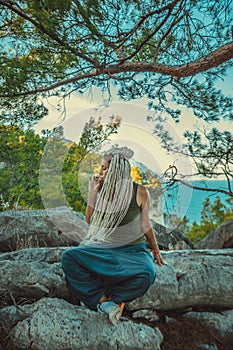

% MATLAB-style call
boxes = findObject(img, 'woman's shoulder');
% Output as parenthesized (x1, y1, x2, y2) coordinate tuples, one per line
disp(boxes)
(134, 183, 149, 207)
(134, 182, 148, 194)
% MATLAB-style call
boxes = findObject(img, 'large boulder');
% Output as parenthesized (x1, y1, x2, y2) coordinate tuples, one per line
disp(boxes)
(195, 220, 233, 249)
(0, 207, 86, 252)
(152, 220, 193, 250)
(0, 298, 163, 350)
(1, 210, 231, 350)
(1, 247, 232, 311)
(128, 249, 233, 311)
(0, 209, 193, 252)
(1, 248, 232, 350)
(0, 247, 68, 300)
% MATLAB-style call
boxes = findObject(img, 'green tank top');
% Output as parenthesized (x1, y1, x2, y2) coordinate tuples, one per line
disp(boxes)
(107, 182, 145, 245)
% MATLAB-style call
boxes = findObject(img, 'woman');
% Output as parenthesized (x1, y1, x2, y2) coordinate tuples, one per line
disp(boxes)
(62, 147, 165, 325)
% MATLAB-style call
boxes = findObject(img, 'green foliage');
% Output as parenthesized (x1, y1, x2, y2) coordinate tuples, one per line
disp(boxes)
(28, 0, 72, 14)
(184, 196, 233, 244)
(62, 115, 121, 213)
(152, 123, 233, 191)
(39, 135, 68, 208)
(0, 0, 232, 190)
(183, 128, 233, 179)
(0, 115, 121, 212)
(0, 96, 48, 129)
(0, 0, 232, 125)
(0, 124, 46, 209)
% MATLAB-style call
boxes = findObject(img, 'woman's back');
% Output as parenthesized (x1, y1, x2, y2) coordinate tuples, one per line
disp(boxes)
(106, 182, 145, 245)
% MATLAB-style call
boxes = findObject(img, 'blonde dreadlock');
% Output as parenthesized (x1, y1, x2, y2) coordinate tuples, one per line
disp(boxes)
(83, 149, 133, 244)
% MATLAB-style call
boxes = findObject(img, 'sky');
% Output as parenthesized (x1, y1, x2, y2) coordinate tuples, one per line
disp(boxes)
(35, 94, 186, 170)
(34, 80, 232, 182)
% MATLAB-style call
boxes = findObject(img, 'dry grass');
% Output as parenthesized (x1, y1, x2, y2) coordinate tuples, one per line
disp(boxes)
(125, 311, 233, 350)
(0, 323, 18, 350)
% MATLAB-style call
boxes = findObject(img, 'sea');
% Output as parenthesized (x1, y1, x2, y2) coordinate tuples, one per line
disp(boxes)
(162, 180, 233, 225)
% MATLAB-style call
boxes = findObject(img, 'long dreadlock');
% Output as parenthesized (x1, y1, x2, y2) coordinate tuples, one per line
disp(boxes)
(83, 150, 133, 244)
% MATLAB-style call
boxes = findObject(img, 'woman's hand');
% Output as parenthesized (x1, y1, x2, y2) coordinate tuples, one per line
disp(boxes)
(86, 175, 103, 224)
(87, 176, 102, 209)
(152, 250, 166, 266)
(89, 175, 103, 193)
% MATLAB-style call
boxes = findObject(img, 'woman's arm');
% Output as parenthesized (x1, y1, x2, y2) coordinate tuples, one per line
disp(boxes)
(85, 176, 102, 224)
(86, 205, 94, 224)
(137, 185, 166, 266)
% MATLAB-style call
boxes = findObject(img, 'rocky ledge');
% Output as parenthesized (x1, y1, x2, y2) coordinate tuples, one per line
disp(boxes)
(0, 247, 232, 350)
(0, 207, 193, 252)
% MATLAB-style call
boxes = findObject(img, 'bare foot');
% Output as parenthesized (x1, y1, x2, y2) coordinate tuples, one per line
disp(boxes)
(98, 294, 109, 304)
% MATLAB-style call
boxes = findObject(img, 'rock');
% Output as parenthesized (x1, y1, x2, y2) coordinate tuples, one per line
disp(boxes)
(0, 209, 193, 252)
(151, 220, 194, 250)
(0, 260, 68, 299)
(165, 316, 175, 324)
(184, 309, 233, 336)
(0, 248, 68, 300)
(0, 246, 66, 263)
(199, 344, 218, 350)
(1, 248, 233, 312)
(0, 298, 163, 350)
(0, 259, 69, 300)
(127, 249, 233, 311)
(195, 220, 233, 249)
(142, 313, 159, 322)
(0, 207, 87, 252)
(210, 346, 218, 350)
(132, 309, 159, 322)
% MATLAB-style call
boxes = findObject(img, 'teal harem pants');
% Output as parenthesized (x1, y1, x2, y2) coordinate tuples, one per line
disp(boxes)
(61, 242, 156, 310)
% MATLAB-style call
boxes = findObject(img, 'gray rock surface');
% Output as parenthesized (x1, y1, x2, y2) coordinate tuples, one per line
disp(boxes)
(0, 207, 86, 252)
(184, 309, 233, 336)
(0, 259, 69, 299)
(197, 344, 218, 350)
(1, 210, 232, 350)
(0, 246, 66, 263)
(195, 220, 233, 249)
(1, 247, 233, 311)
(0, 298, 163, 350)
(0, 209, 193, 252)
(132, 309, 159, 322)
(152, 220, 194, 250)
(127, 249, 233, 311)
